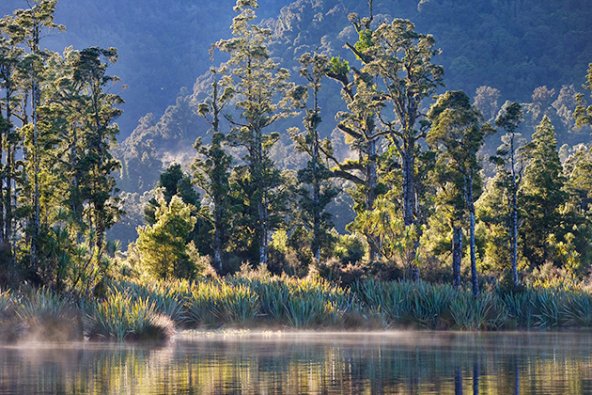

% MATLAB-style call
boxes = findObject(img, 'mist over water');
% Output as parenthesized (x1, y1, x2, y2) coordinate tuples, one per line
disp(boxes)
(0, 331, 591, 394)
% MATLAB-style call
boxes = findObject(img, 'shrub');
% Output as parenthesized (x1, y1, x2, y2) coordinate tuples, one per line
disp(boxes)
(333, 234, 366, 265)
(248, 279, 289, 321)
(412, 283, 456, 329)
(284, 277, 349, 328)
(500, 291, 535, 328)
(531, 289, 565, 328)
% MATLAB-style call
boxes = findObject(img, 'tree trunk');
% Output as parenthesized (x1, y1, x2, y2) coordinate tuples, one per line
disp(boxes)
(256, 129, 268, 267)
(455, 367, 463, 395)
(467, 174, 479, 297)
(213, 204, 223, 272)
(312, 139, 321, 263)
(367, 138, 379, 261)
(403, 144, 420, 280)
(0, 95, 5, 246)
(30, 24, 41, 269)
(510, 133, 519, 287)
(4, 81, 12, 253)
(31, 77, 41, 268)
(452, 225, 463, 288)
(259, 198, 268, 266)
(402, 147, 416, 227)
(403, 146, 419, 281)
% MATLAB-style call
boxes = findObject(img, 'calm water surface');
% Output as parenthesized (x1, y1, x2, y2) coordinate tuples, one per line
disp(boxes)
(0, 331, 591, 394)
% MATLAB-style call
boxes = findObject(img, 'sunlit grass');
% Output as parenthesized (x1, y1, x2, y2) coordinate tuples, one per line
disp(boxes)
(84, 289, 174, 342)
(4, 274, 592, 343)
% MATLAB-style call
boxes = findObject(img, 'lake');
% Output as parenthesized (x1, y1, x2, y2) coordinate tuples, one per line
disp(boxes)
(0, 331, 591, 394)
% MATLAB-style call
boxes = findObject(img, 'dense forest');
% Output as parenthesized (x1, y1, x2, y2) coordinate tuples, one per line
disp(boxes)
(0, 0, 591, 341)
(112, 0, 592, 243)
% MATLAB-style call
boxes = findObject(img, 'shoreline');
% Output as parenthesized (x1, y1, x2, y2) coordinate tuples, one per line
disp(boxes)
(3, 276, 592, 343)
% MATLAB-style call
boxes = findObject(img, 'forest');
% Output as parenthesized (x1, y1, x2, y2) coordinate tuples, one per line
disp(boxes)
(0, 0, 591, 342)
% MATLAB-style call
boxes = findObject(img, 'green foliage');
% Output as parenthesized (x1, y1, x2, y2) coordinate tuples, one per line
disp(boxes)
(15, 287, 81, 341)
(333, 233, 367, 265)
(187, 281, 259, 326)
(575, 64, 592, 128)
(519, 117, 566, 268)
(136, 194, 199, 280)
(85, 289, 173, 341)
(216, 0, 296, 266)
(450, 293, 507, 330)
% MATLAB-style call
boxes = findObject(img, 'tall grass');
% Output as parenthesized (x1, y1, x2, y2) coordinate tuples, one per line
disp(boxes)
(85, 290, 173, 342)
(3, 276, 592, 344)
(188, 281, 259, 326)
(284, 278, 347, 328)
(114, 280, 189, 325)
(15, 288, 81, 341)
(0, 289, 13, 317)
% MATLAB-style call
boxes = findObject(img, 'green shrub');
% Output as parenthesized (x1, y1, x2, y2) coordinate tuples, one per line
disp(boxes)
(333, 234, 367, 265)
(500, 291, 535, 328)
(248, 279, 289, 321)
(116, 280, 189, 325)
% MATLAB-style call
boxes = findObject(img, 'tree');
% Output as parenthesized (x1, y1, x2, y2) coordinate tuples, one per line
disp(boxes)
(560, 144, 592, 274)
(137, 193, 198, 280)
(325, 57, 385, 262)
(493, 101, 525, 286)
(519, 116, 566, 269)
(5, 0, 64, 268)
(575, 64, 592, 128)
(145, 164, 211, 255)
(289, 52, 337, 262)
(0, 30, 23, 258)
(349, 12, 444, 276)
(216, 0, 295, 266)
(193, 68, 234, 272)
(68, 47, 122, 276)
(427, 91, 487, 296)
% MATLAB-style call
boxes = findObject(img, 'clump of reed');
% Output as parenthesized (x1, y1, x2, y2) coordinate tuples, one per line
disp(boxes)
(0, 289, 13, 317)
(283, 277, 350, 328)
(15, 287, 81, 341)
(187, 280, 259, 327)
(113, 280, 190, 325)
(84, 289, 174, 342)
(4, 274, 592, 344)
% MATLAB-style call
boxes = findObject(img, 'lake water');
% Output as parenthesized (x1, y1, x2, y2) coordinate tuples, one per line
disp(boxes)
(0, 331, 591, 394)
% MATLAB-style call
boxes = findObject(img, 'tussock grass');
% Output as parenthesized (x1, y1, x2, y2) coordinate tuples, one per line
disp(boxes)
(15, 288, 81, 341)
(4, 275, 592, 343)
(84, 289, 174, 342)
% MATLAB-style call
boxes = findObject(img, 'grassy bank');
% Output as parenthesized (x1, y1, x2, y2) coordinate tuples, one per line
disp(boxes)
(2, 272, 592, 342)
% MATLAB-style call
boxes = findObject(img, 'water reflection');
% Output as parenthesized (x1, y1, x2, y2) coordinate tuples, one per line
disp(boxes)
(0, 331, 591, 394)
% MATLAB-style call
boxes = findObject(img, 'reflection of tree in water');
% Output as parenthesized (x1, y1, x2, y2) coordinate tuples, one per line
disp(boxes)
(0, 333, 591, 394)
